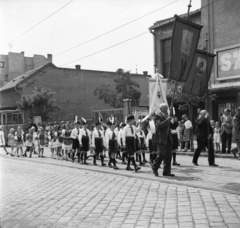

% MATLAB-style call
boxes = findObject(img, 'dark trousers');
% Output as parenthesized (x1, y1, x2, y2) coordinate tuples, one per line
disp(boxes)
(193, 139, 215, 165)
(152, 139, 172, 174)
(221, 131, 232, 153)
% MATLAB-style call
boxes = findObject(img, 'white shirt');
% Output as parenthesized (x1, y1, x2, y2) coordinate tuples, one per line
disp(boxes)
(92, 129, 105, 147)
(0, 130, 5, 145)
(71, 128, 80, 139)
(145, 131, 153, 147)
(105, 130, 118, 149)
(79, 128, 91, 145)
(122, 124, 136, 146)
(184, 120, 193, 129)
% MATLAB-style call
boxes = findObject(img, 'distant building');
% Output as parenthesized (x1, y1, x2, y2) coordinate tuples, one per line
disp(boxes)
(149, 0, 240, 120)
(0, 63, 149, 122)
(0, 52, 52, 87)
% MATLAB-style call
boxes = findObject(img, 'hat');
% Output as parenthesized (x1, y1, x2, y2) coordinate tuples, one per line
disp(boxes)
(127, 115, 135, 122)
(106, 121, 112, 126)
(95, 122, 101, 126)
(224, 108, 230, 112)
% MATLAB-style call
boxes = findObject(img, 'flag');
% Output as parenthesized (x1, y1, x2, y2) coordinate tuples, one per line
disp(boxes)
(99, 111, 103, 122)
(74, 115, 78, 123)
(170, 16, 202, 82)
(142, 74, 169, 122)
(182, 49, 215, 97)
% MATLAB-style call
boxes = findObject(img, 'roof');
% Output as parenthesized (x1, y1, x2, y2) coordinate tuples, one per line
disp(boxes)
(0, 63, 55, 92)
(149, 9, 201, 30)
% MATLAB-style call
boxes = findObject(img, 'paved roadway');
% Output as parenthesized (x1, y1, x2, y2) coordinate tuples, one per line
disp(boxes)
(0, 148, 240, 228)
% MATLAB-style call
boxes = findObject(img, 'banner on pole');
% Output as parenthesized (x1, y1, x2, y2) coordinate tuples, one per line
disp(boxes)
(169, 16, 202, 82)
(143, 74, 168, 122)
(182, 49, 215, 97)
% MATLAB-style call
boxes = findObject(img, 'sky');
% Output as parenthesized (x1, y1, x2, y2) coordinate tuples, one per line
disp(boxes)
(0, 0, 201, 75)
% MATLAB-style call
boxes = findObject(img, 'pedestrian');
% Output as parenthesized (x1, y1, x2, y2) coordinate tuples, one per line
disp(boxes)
(24, 128, 34, 158)
(33, 128, 40, 156)
(220, 109, 233, 154)
(146, 126, 156, 165)
(0, 125, 9, 155)
(79, 118, 91, 164)
(38, 128, 45, 157)
(92, 122, 106, 166)
(71, 121, 81, 163)
(151, 103, 175, 177)
(122, 115, 140, 172)
(136, 124, 147, 166)
(231, 107, 240, 159)
(62, 124, 72, 161)
(182, 114, 193, 152)
(15, 126, 24, 157)
(192, 110, 218, 166)
(8, 128, 16, 156)
(170, 117, 180, 166)
(105, 122, 119, 169)
(48, 127, 56, 158)
(118, 123, 127, 164)
(177, 121, 184, 150)
(213, 122, 221, 153)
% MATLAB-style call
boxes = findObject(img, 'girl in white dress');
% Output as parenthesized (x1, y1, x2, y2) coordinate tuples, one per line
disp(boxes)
(214, 121, 221, 153)
(0, 126, 8, 155)
(8, 128, 16, 156)
(15, 126, 24, 157)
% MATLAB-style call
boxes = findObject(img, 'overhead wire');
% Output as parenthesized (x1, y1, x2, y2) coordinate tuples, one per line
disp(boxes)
(9, 0, 74, 44)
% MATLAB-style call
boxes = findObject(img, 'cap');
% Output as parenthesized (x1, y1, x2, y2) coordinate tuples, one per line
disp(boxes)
(127, 115, 135, 122)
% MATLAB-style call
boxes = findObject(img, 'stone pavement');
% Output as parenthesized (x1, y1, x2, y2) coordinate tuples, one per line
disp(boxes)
(1, 157, 240, 228)
(1, 148, 240, 228)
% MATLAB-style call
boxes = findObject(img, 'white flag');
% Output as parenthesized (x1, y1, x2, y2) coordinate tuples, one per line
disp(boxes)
(143, 74, 169, 122)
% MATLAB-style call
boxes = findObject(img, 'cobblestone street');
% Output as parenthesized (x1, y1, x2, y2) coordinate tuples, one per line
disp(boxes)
(1, 149, 240, 228)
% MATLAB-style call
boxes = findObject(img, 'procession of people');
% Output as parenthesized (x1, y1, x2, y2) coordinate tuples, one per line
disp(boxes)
(1, 104, 240, 178)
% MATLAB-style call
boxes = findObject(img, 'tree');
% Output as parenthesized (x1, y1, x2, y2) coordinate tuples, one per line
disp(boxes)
(17, 87, 59, 121)
(94, 69, 142, 108)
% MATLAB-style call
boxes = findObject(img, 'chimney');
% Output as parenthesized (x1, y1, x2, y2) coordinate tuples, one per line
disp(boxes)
(75, 65, 81, 70)
(143, 71, 148, 76)
(21, 51, 24, 55)
(47, 54, 52, 63)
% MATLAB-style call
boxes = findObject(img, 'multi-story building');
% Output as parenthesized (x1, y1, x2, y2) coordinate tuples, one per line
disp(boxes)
(0, 52, 52, 87)
(149, 0, 240, 120)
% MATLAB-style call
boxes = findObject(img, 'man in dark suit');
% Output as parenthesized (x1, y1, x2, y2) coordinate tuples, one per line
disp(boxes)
(193, 110, 218, 166)
(151, 103, 175, 177)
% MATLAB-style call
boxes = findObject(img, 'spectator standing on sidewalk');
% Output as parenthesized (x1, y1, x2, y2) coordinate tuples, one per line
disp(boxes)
(220, 109, 233, 154)
(170, 117, 180, 166)
(232, 107, 240, 159)
(182, 114, 193, 152)
(193, 110, 218, 167)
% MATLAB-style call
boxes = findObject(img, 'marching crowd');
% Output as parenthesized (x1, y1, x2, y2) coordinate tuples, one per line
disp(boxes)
(1, 104, 240, 177)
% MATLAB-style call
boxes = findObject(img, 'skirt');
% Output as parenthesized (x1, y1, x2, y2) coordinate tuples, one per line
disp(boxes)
(95, 138, 103, 153)
(8, 139, 16, 147)
(49, 141, 55, 149)
(62, 143, 72, 150)
(72, 139, 80, 150)
(126, 137, 135, 156)
(81, 136, 89, 151)
(17, 141, 23, 148)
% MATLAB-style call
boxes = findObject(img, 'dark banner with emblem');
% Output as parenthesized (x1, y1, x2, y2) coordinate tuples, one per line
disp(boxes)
(182, 49, 215, 97)
(169, 16, 202, 82)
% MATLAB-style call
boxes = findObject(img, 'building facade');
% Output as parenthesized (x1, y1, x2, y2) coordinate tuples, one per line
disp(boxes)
(0, 63, 149, 122)
(149, 0, 240, 120)
(0, 52, 52, 87)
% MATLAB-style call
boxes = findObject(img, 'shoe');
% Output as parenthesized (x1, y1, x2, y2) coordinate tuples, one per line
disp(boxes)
(231, 149, 238, 158)
(209, 164, 219, 167)
(134, 166, 141, 172)
(93, 161, 97, 166)
(83, 161, 88, 165)
(193, 162, 199, 166)
(113, 165, 119, 170)
(122, 161, 126, 165)
(108, 163, 113, 168)
(126, 166, 134, 171)
(139, 162, 145, 166)
(173, 162, 180, 166)
(143, 159, 148, 163)
(163, 173, 175, 177)
(152, 168, 158, 177)
(101, 163, 106, 167)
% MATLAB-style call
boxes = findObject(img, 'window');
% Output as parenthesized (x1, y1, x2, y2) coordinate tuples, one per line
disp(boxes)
(12, 113, 18, 124)
(18, 113, 23, 124)
(162, 38, 171, 78)
(7, 113, 12, 124)
(2, 114, 6, 125)
(0, 114, 2, 125)
(0, 61, 4, 68)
